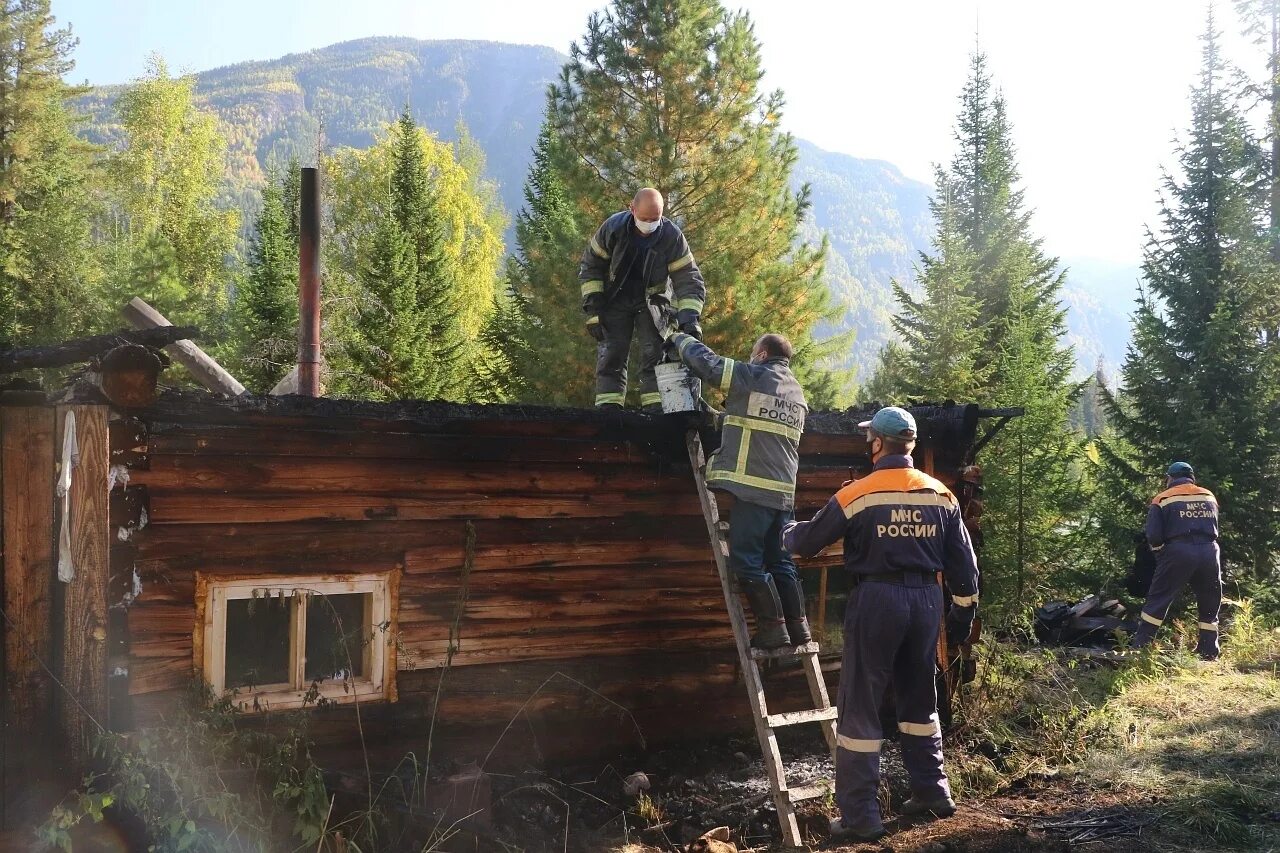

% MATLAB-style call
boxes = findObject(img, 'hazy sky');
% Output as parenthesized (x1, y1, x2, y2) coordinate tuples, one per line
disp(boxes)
(53, 0, 1249, 264)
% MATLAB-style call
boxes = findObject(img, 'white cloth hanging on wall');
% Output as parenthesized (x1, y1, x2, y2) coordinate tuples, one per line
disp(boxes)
(56, 409, 79, 583)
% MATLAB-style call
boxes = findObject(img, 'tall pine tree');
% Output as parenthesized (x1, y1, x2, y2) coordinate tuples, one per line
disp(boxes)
(506, 0, 839, 406)
(1099, 17, 1280, 582)
(230, 169, 298, 392)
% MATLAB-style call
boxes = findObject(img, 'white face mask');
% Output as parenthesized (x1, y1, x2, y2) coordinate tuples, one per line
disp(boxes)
(634, 216, 661, 235)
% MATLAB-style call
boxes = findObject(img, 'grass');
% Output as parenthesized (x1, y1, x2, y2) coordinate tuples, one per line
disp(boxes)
(948, 601, 1280, 849)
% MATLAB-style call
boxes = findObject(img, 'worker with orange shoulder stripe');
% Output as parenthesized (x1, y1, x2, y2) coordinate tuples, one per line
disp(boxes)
(1134, 461, 1221, 660)
(782, 406, 979, 843)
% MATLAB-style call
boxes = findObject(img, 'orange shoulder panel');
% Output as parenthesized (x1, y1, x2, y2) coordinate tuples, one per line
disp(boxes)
(835, 467, 956, 509)
(1152, 483, 1216, 505)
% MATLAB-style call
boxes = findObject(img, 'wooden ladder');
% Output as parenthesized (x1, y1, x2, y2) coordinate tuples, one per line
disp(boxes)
(685, 431, 838, 849)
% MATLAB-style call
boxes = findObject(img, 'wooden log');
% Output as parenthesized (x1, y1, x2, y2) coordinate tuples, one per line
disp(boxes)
(59, 405, 110, 765)
(0, 326, 197, 373)
(132, 454, 671, 495)
(146, 426, 646, 465)
(143, 491, 703, 524)
(1, 405, 56, 821)
(121, 298, 246, 396)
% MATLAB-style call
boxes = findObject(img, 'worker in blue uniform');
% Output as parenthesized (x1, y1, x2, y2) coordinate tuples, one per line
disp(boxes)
(783, 407, 980, 842)
(1133, 461, 1221, 660)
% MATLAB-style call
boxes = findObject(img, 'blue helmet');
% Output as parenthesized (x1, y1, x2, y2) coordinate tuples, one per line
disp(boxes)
(1167, 461, 1194, 479)
(858, 406, 917, 441)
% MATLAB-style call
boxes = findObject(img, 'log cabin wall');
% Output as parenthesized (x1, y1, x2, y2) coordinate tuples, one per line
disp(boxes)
(107, 392, 979, 771)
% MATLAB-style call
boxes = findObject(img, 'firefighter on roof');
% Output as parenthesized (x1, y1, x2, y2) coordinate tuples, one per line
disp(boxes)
(1133, 461, 1222, 660)
(783, 406, 979, 843)
(579, 188, 706, 410)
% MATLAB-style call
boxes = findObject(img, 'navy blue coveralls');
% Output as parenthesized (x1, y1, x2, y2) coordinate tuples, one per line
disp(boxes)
(783, 455, 979, 833)
(1135, 478, 1222, 658)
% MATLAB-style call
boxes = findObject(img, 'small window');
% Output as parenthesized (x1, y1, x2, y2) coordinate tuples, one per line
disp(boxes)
(197, 573, 396, 712)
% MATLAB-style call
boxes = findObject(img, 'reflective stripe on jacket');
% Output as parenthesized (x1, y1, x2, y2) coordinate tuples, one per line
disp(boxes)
(1146, 478, 1218, 550)
(782, 455, 980, 607)
(671, 332, 806, 511)
(578, 211, 707, 326)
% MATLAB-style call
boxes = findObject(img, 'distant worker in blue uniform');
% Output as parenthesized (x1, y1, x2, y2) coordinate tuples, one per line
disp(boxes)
(1133, 461, 1221, 660)
(783, 406, 979, 843)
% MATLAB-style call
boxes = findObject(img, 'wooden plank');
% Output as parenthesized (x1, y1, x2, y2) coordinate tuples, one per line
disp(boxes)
(1, 407, 56, 738)
(764, 707, 838, 727)
(59, 405, 110, 765)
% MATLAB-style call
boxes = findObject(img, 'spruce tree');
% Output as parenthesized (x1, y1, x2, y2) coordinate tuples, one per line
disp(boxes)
(513, 0, 839, 405)
(499, 122, 594, 405)
(878, 51, 1083, 616)
(323, 113, 503, 401)
(231, 170, 298, 392)
(0, 0, 100, 348)
(889, 169, 989, 402)
(1100, 18, 1280, 581)
(350, 211, 430, 400)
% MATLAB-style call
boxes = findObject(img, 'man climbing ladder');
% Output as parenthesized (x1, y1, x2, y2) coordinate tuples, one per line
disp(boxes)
(662, 326, 812, 647)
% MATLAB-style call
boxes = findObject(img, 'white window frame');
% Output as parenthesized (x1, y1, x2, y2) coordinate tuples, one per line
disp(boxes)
(198, 573, 394, 713)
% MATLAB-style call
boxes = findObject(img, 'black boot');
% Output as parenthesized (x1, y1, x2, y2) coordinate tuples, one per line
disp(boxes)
(775, 575, 812, 645)
(740, 576, 791, 649)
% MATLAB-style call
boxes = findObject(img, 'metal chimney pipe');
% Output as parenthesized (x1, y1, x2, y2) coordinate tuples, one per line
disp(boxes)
(298, 166, 321, 396)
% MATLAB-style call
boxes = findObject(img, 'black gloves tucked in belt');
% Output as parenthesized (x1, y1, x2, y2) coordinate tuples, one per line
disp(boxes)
(946, 605, 976, 647)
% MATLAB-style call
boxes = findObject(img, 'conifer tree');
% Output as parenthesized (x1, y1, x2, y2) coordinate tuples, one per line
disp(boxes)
(509, 0, 840, 405)
(499, 122, 593, 404)
(323, 113, 503, 401)
(1100, 18, 1280, 581)
(230, 170, 298, 392)
(350, 211, 431, 400)
(0, 0, 100, 348)
(876, 51, 1082, 616)
(889, 170, 989, 402)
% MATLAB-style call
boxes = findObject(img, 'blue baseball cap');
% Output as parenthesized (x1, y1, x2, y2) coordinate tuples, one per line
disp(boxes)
(1167, 461, 1194, 479)
(858, 406, 917, 441)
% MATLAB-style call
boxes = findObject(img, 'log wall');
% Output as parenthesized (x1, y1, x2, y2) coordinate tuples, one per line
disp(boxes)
(103, 393, 978, 769)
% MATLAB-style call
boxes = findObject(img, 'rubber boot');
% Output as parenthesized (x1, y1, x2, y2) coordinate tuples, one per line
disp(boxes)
(740, 576, 791, 649)
(774, 575, 812, 645)
(1131, 617, 1159, 650)
(902, 794, 957, 819)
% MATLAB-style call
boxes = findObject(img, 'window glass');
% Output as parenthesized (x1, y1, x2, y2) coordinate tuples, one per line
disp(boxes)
(305, 593, 368, 682)
(225, 596, 291, 688)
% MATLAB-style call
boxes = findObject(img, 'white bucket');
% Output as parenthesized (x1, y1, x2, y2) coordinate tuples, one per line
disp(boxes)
(655, 362, 701, 413)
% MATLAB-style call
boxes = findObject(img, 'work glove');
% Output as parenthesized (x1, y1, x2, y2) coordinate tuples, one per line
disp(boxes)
(679, 321, 703, 341)
(647, 301, 676, 341)
(586, 316, 605, 342)
(946, 605, 976, 647)
(781, 520, 801, 552)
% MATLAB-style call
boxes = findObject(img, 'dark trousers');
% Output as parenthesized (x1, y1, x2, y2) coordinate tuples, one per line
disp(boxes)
(595, 298, 664, 407)
(727, 500, 797, 584)
(1134, 541, 1222, 657)
(836, 579, 949, 832)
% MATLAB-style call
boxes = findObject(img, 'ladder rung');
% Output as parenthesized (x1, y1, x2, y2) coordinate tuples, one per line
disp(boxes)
(766, 707, 837, 728)
(787, 784, 831, 803)
(750, 641, 821, 660)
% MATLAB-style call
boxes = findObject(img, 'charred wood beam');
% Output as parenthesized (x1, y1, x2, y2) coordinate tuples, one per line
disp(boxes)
(0, 326, 198, 373)
(977, 407, 1026, 419)
(968, 415, 1015, 463)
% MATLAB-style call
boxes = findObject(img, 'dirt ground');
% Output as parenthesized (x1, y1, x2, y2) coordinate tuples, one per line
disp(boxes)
(484, 729, 1270, 853)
